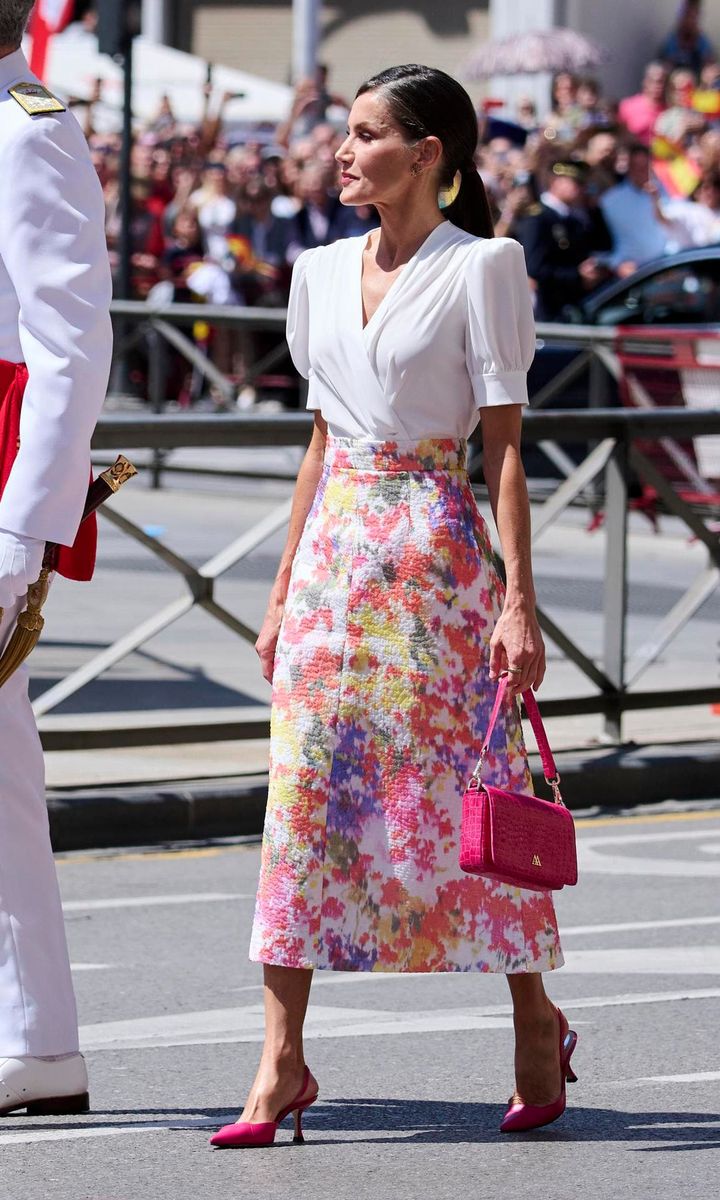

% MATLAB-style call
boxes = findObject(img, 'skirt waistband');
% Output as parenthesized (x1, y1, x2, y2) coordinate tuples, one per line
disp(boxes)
(324, 437, 467, 473)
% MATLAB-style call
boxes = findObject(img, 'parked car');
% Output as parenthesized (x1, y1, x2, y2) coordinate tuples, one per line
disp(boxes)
(572, 244, 720, 327)
(529, 245, 720, 404)
(526, 247, 720, 489)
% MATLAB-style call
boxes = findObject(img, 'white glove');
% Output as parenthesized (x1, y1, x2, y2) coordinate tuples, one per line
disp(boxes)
(0, 529, 45, 611)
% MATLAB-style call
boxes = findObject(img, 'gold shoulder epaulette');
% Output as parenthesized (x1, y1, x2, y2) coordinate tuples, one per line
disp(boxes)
(8, 82, 66, 116)
(525, 203, 543, 216)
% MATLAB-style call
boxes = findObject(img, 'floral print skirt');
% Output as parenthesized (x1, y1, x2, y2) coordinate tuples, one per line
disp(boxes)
(249, 437, 563, 974)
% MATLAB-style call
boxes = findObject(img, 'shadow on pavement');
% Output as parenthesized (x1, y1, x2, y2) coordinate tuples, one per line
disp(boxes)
(6, 1101, 718, 1151)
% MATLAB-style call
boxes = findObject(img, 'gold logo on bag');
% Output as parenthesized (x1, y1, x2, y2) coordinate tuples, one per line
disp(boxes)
(532, 854, 542, 867)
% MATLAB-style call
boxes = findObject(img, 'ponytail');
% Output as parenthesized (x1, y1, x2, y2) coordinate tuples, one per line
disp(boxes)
(357, 65, 496, 242)
(444, 164, 494, 240)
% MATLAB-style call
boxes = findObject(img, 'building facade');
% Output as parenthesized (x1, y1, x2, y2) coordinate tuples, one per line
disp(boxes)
(166, 2, 491, 106)
(158, 1, 720, 113)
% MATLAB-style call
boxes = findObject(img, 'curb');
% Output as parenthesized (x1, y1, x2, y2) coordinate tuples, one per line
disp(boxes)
(46, 740, 720, 852)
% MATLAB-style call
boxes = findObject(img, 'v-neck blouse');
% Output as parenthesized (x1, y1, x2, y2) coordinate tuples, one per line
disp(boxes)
(286, 221, 536, 441)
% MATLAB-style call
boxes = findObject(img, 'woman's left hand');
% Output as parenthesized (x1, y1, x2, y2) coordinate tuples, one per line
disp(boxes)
(489, 600, 546, 696)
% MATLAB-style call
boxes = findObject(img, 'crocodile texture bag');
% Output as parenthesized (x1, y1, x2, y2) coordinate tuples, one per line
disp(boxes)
(459, 676, 578, 891)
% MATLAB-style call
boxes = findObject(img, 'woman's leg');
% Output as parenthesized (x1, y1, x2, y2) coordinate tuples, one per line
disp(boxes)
(238, 965, 316, 1122)
(506, 974, 563, 1105)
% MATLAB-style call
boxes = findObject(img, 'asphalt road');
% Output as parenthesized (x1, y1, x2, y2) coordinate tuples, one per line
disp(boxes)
(1, 805, 719, 1200)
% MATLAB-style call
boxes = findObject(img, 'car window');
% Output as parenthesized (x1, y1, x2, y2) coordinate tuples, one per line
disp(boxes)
(593, 262, 720, 326)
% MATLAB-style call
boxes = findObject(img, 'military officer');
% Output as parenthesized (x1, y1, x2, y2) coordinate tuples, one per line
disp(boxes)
(514, 160, 612, 321)
(0, 3, 112, 1115)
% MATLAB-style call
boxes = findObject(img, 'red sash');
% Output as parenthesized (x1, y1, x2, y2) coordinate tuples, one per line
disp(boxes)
(0, 359, 96, 581)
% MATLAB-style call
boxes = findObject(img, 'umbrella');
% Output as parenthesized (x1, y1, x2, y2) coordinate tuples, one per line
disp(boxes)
(463, 28, 609, 80)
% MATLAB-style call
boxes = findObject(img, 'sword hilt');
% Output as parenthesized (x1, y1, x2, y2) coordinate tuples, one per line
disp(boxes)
(0, 456, 137, 686)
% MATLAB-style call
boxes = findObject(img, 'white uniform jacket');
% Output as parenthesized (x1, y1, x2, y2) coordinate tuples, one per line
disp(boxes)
(0, 48, 112, 547)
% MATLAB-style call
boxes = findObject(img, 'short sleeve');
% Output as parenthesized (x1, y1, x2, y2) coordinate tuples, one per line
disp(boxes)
(286, 249, 321, 411)
(465, 238, 536, 409)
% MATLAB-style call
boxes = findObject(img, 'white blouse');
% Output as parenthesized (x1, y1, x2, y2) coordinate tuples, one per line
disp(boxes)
(286, 221, 536, 441)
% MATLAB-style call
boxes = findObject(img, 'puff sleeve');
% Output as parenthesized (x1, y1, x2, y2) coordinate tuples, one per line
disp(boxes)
(286, 249, 321, 411)
(465, 237, 536, 409)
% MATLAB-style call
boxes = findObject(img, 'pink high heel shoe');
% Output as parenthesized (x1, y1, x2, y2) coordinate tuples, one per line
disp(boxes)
(209, 1066, 319, 1149)
(500, 1008, 578, 1134)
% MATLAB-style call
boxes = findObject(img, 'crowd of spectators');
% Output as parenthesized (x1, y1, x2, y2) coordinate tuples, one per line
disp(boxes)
(80, 0, 720, 403)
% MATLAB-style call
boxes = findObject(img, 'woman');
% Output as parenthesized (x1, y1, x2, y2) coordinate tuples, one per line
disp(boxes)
(210, 64, 575, 1149)
(542, 71, 584, 143)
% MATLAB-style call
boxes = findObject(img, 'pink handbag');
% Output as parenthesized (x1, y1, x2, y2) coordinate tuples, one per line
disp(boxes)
(459, 675, 578, 891)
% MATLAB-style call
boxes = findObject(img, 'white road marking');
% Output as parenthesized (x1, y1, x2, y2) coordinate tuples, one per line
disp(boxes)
(578, 828, 720, 877)
(0, 1119, 216, 1146)
(639, 1070, 720, 1084)
(699, 843, 720, 855)
(585, 829, 720, 846)
(79, 987, 720, 1052)
(71, 964, 111, 972)
(63, 892, 253, 913)
(562, 947, 720, 974)
(561, 914, 720, 936)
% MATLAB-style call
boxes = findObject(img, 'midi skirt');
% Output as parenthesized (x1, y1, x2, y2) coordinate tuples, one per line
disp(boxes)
(249, 437, 563, 974)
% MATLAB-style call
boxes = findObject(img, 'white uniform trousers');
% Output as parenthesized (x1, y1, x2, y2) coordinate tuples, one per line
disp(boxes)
(0, 594, 79, 1055)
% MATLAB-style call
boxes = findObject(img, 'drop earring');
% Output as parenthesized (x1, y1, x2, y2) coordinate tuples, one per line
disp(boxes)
(438, 169, 462, 209)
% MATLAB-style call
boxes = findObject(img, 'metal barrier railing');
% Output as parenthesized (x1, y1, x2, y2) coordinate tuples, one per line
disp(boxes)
(108, 303, 720, 504)
(34, 407, 720, 747)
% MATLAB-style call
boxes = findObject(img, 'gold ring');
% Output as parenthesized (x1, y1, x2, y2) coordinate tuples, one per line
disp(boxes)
(506, 667, 523, 674)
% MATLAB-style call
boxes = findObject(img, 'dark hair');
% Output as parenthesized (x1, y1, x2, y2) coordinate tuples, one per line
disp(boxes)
(356, 64, 494, 239)
(551, 70, 579, 112)
(0, 0, 34, 48)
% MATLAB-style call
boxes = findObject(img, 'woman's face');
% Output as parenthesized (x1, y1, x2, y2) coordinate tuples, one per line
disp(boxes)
(554, 73, 576, 108)
(644, 64, 668, 103)
(670, 70, 696, 106)
(335, 91, 422, 207)
(174, 212, 200, 243)
(697, 179, 720, 210)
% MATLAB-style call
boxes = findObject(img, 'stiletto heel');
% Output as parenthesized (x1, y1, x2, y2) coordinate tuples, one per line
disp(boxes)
(500, 1008, 578, 1133)
(209, 1067, 319, 1149)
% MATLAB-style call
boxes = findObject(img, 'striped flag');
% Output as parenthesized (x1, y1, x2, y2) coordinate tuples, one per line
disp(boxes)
(29, 1, 75, 81)
(652, 156, 702, 198)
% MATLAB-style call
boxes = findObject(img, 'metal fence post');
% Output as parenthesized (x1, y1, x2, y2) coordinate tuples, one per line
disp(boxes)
(602, 437, 629, 741)
(588, 347, 613, 518)
(146, 321, 168, 489)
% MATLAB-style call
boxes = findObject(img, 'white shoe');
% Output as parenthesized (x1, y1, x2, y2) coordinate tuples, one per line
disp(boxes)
(0, 1054, 89, 1116)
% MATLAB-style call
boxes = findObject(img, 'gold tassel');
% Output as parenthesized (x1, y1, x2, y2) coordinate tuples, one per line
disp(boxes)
(0, 454, 137, 687)
(0, 567, 50, 687)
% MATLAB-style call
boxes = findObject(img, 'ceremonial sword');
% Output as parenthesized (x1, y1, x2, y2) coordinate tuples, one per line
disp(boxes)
(0, 455, 137, 686)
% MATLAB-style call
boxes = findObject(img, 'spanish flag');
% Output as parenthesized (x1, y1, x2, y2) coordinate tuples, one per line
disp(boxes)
(652, 155, 702, 198)
(651, 134, 683, 161)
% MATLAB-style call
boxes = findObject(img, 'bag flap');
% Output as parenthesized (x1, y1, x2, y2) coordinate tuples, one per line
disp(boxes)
(484, 785, 578, 886)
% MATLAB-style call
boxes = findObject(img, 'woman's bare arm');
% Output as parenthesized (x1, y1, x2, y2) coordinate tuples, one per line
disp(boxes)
(255, 413, 327, 682)
(478, 405, 545, 696)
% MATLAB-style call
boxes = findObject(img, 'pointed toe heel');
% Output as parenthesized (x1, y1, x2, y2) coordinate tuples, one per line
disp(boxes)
(209, 1067, 318, 1149)
(501, 1008, 578, 1134)
(210, 1120, 277, 1149)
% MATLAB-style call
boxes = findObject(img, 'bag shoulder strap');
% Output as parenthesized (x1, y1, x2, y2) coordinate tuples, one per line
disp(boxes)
(472, 674, 563, 803)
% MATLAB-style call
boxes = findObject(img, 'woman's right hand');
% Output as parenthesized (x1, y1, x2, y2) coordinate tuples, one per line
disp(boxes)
(255, 601, 284, 685)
